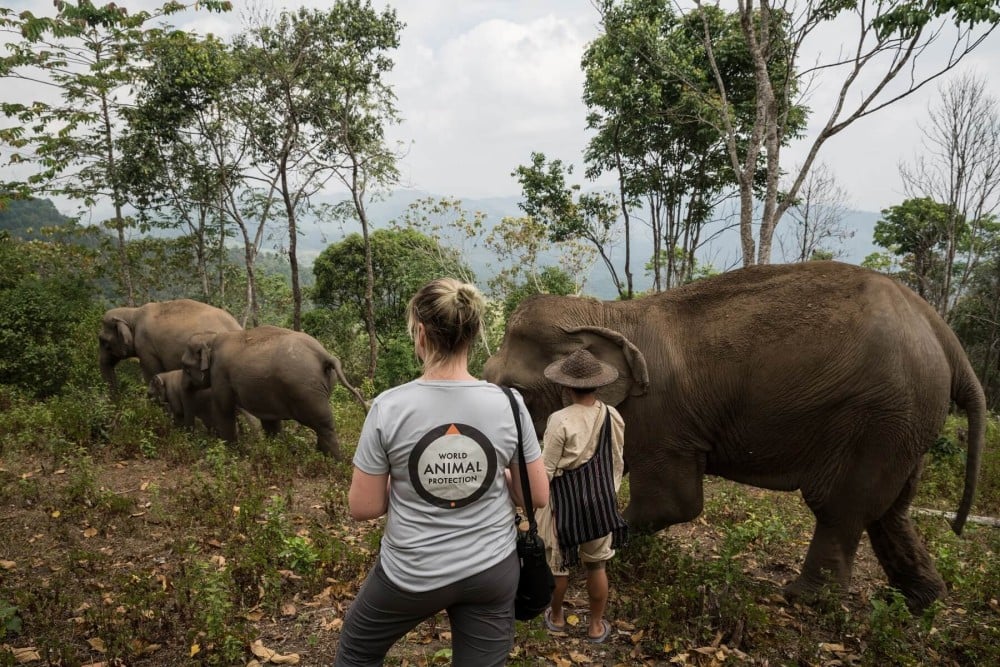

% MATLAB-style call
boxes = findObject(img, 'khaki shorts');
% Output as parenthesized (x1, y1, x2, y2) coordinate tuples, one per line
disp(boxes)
(536, 503, 615, 576)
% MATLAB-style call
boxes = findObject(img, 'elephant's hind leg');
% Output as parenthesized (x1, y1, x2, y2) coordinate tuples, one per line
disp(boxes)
(313, 416, 340, 459)
(866, 467, 946, 611)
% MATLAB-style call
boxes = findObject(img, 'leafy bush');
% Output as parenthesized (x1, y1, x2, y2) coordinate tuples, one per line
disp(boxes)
(0, 233, 100, 397)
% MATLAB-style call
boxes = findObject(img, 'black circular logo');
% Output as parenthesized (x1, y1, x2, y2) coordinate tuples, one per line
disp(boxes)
(408, 423, 497, 509)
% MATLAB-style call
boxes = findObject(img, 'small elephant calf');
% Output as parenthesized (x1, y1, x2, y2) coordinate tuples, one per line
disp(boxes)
(148, 370, 219, 434)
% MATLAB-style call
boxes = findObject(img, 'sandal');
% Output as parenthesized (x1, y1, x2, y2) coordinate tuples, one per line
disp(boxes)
(543, 608, 566, 633)
(587, 619, 612, 644)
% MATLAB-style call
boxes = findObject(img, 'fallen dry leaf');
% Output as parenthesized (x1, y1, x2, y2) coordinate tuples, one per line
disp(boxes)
(321, 617, 343, 632)
(249, 639, 301, 664)
(281, 603, 297, 617)
(86, 637, 106, 653)
(0, 560, 15, 570)
(566, 613, 580, 626)
(569, 650, 592, 664)
(8, 647, 42, 664)
(83, 528, 98, 539)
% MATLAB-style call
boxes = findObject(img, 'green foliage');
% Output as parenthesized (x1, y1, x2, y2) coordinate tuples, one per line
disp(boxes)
(312, 227, 472, 343)
(0, 600, 21, 639)
(513, 152, 624, 297)
(872, 197, 967, 307)
(500, 266, 578, 320)
(0, 234, 99, 397)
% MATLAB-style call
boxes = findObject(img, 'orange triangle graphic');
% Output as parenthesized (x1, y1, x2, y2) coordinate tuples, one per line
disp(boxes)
(445, 424, 461, 436)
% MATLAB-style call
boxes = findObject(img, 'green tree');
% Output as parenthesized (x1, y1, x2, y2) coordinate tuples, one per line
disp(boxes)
(687, 0, 1000, 265)
(584, 1, 802, 289)
(873, 197, 956, 303)
(230, 3, 401, 332)
(512, 153, 624, 298)
(312, 228, 471, 344)
(118, 29, 238, 304)
(951, 240, 1000, 408)
(899, 73, 1000, 319)
(0, 0, 232, 306)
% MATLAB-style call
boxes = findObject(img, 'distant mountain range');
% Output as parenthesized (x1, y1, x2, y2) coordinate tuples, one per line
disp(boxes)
(3, 191, 883, 300)
(296, 189, 882, 299)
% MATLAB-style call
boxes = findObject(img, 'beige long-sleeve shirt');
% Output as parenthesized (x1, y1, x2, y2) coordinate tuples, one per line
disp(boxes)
(541, 401, 625, 491)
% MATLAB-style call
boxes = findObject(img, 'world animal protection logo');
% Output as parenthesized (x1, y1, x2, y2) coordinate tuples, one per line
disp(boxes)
(408, 423, 498, 509)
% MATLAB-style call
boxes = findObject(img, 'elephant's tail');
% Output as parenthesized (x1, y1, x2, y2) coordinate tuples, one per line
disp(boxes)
(951, 359, 987, 536)
(326, 357, 370, 412)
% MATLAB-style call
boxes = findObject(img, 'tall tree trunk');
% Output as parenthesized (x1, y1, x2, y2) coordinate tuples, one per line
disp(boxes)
(280, 164, 302, 331)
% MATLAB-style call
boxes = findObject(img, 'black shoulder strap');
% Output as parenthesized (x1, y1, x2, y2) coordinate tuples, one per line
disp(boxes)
(501, 386, 538, 534)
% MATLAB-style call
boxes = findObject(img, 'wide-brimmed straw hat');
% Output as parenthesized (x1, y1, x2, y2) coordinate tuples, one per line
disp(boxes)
(543, 349, 619, 389)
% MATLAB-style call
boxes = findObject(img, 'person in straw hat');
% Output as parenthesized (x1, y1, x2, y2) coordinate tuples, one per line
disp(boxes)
(538, 348, 626, 644)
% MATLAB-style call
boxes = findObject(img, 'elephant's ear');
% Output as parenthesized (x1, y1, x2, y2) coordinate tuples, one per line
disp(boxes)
(565, 325, 650, 406)
(114, 318, 133, 351)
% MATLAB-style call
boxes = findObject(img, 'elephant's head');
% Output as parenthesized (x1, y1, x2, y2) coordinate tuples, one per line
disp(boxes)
(98, 308, 137, 391)
(147, 374, 167, 405)
(483, 294, 649, 436)
(181, 332, 218, 389)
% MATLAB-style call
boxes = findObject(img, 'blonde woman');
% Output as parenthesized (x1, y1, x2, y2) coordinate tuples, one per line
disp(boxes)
(335, 278, 549, 667)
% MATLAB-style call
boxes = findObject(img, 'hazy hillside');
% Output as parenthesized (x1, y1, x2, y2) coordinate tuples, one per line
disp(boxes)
(16, 192, 881, 300)
(297, 191, 881, 299)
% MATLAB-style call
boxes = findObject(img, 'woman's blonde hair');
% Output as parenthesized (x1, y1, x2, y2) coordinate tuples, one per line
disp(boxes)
(407, 278, 485, 367)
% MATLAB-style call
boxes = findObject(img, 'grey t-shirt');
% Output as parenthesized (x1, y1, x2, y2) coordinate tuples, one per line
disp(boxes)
(353, 380, 542, 592)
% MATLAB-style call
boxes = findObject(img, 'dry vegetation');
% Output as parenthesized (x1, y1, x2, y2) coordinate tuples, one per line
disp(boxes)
(1, 384, 998, 667)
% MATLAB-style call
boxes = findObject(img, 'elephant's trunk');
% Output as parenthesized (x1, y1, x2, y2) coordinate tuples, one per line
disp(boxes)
(99, 353, 119, 394)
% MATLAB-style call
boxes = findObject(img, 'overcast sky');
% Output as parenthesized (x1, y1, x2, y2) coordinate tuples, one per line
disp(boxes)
(4, 0, 1000, 215)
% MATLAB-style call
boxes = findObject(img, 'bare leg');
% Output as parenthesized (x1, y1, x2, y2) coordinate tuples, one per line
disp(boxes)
(585, 562, 609, 639)
(548, 575, 569, 627)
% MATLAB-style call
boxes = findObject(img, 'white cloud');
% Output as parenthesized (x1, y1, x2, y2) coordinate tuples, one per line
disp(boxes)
(387, 12, 597, 197)
(3, 0, 999, 216)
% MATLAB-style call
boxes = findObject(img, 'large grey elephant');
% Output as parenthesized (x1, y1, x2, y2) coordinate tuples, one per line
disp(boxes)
(180, 325, 368, 458)
(99, 299, 241, 393)
(482, 261, 986, 610)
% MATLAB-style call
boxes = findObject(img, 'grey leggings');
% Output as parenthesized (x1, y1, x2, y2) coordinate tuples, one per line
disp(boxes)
(334, 550, 519, 667)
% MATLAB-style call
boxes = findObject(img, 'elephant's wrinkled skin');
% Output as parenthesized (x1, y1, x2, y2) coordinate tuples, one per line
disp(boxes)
(99, 299, 241, 393)
(181, 325, 367, 458)
(483, 261, 986, 610)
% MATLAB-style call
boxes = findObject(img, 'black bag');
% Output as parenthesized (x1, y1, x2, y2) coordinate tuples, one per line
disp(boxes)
(501, 386, 555, 621)
(550, 407, 628, 568)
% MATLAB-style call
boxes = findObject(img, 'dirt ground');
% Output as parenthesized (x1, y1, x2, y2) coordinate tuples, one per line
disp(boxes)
(0, 450, 959, 667)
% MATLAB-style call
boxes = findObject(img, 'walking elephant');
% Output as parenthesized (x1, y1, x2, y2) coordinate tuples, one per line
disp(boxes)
(99, 299, 241, 393)
(180, 325, 368, 458)
(482, 261, 986, 611)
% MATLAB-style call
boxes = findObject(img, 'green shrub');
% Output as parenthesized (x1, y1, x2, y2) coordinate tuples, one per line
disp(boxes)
(0, 235, 99, 397)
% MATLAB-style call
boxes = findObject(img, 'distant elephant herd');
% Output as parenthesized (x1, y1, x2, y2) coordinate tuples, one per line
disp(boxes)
(99, 261, 988, 611)
(98, 299, 367, 458)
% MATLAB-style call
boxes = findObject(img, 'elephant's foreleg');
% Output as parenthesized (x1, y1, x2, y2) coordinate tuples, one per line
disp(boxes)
(213, 398, 239, 444)
(866, 468, 946, 611)
(785, 517, 864, 600)
(623, 449, 705, 533)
